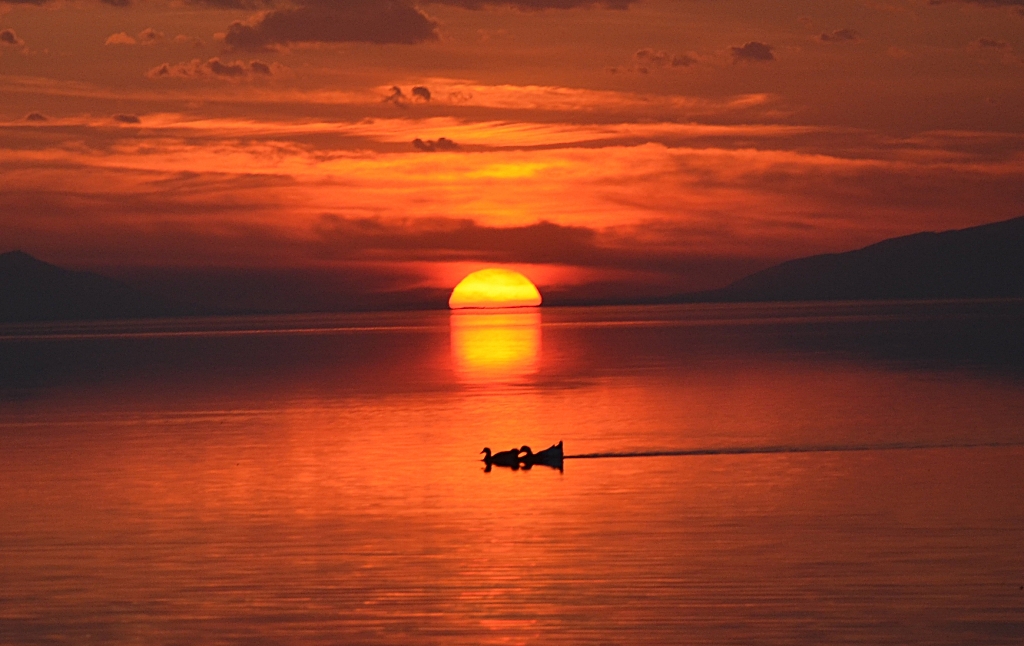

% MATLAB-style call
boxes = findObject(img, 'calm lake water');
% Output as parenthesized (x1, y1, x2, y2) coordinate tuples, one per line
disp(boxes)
(2, 301, 1023, 645)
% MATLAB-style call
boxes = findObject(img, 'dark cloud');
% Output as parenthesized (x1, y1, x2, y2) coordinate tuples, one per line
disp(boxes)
(146, 58, 276, 79)
(383, 85, 408, 106)
(383, 85, 432, 106)
(222, 1, 438, 51)
(208, 59, 247, 77)
(25, 112, 48, 122)
(112, 114, 141, 124)
(818, 28, 860, 43)
(314, 215, 601, 265)
(306, 215, 775, 296)
(412, 137, 458, 151)
(426, 0, 635, 7)
(730, 41, 774, 63)
(310, 215, 737, 279)
(1, 29, 25, 47)
(633, 48, 696, 73)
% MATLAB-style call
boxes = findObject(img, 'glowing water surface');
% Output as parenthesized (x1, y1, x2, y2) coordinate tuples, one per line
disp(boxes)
(1, 302, 1023, 645)
(450, 309, 540, 384)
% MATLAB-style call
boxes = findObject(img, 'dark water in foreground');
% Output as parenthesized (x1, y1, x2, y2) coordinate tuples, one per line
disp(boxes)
(1, 301, 1023, 645)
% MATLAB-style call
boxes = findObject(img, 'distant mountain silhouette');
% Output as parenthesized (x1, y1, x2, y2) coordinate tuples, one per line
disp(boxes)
(696, 216, 1024, 302)
(5, 217, 1023, 322)
(0, 251, 176, 322)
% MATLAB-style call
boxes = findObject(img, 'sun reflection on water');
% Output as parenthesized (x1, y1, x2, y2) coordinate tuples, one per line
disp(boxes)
(450, 309, 541, 383)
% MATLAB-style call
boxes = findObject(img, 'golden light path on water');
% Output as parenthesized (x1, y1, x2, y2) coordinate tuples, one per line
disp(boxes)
(450, 309, 541, 384)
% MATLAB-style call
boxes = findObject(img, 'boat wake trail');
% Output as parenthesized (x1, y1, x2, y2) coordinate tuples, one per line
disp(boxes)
(564, 440, 1024, 460)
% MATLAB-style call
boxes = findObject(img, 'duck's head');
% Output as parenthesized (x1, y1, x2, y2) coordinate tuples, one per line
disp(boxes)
(480, 447, 492, 458)
(519, 445, 533, 456)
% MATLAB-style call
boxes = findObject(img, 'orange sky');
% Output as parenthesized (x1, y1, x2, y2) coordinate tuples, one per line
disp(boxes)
(2, 0, 1023, 310)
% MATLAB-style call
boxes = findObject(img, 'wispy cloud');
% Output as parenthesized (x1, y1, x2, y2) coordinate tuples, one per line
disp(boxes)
(1, 28, 25, 49)
(105, 27, 165, 46)
(817, 28, 860, 43)
(0, 74, 778, 123)
(611, 48, 699, 74)
(146, 58, 280, 80)
(412, 137, 459, 151)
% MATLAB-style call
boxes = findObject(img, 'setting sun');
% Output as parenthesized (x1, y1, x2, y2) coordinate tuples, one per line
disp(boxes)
(448, 268, 543, 309)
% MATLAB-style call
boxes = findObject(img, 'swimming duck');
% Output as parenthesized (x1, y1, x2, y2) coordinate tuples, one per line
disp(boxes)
(519, 441, 563, 469)
(481, 447, 521, 469)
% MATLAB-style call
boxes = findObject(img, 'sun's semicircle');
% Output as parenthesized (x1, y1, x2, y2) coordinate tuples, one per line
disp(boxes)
(448, 268, 543, 309)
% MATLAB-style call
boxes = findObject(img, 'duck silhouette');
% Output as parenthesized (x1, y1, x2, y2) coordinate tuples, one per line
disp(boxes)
(519, 441, 563, 470)
(481, 447, 521, 469)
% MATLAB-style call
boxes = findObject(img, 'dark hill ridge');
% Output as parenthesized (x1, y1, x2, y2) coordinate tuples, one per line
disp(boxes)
(0, 251, 174, 322)
(699, 216, 1024, 302)
(3, 216, 1023, 321)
